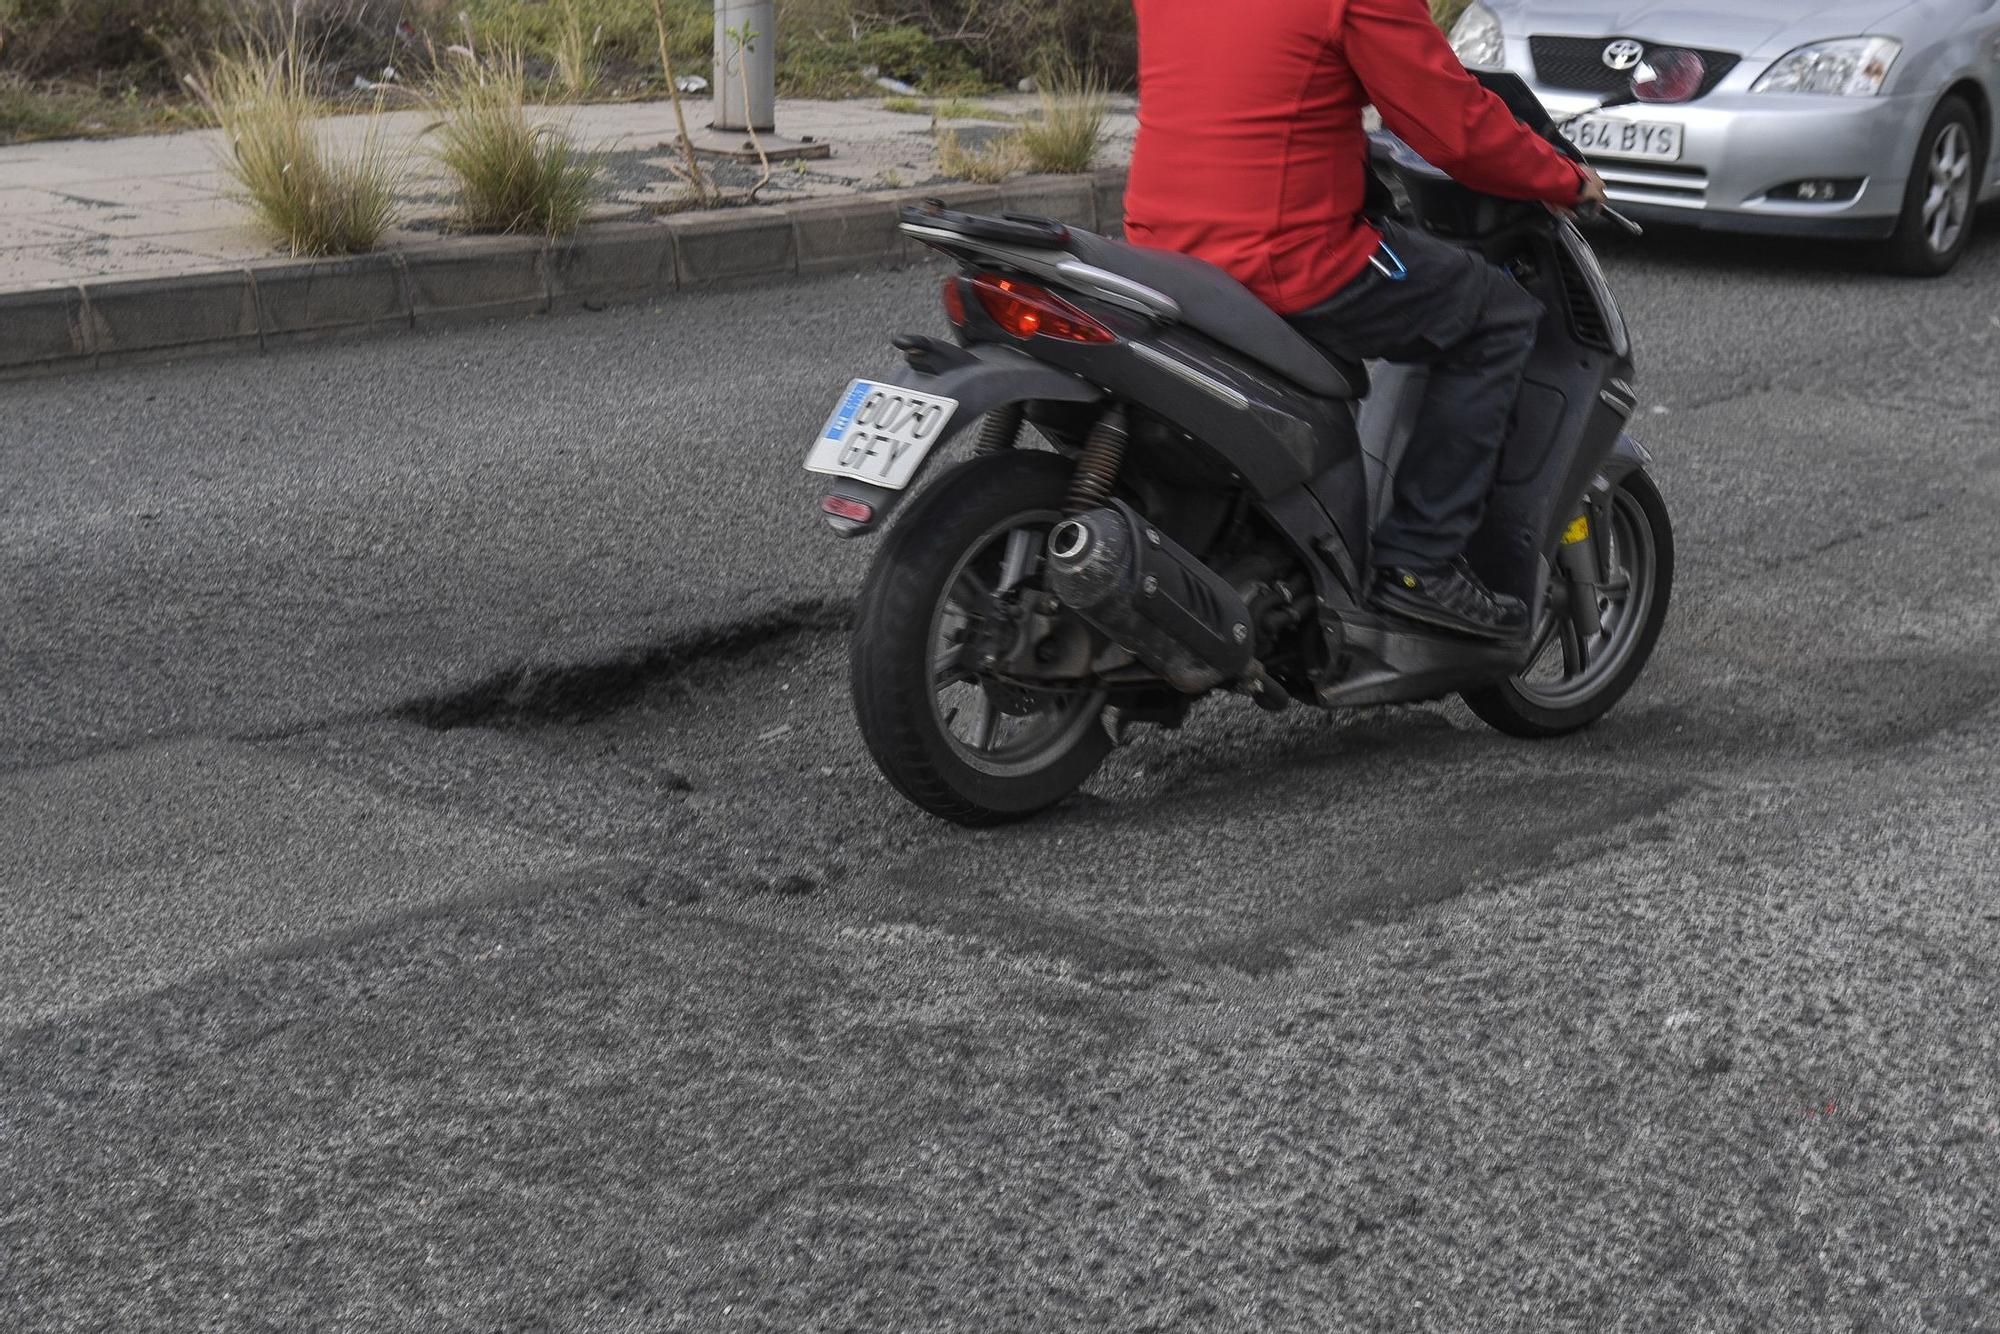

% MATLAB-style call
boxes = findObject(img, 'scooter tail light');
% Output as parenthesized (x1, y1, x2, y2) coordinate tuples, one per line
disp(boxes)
(970, 273, 1116, 344)
(941, 275, 967, 326)
(821, 494, 874, 523)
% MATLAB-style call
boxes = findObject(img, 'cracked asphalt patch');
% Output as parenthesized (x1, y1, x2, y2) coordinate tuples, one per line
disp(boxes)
(4, 219, 2000, 1331)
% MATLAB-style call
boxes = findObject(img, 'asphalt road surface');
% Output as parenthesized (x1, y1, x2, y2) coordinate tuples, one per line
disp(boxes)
(4, 220, 1999, 1332)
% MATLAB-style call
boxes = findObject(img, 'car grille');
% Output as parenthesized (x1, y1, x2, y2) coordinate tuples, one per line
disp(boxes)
(1597, 161, 1708, 206)
(1529, 36, 1740, 100)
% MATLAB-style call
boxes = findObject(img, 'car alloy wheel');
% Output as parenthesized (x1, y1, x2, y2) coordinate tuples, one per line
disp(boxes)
(1924, 121, 1975, 256)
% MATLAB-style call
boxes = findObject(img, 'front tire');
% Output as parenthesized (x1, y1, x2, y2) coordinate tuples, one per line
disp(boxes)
(1462, 469, 1674, 739)
(1881, 96, 1982, 277)
(851, 451, 1113, 826)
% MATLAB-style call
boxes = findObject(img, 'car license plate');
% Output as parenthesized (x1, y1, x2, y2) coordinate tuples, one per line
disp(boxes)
(1560, 116, 1683, 163)
(804, 379, 959, 491)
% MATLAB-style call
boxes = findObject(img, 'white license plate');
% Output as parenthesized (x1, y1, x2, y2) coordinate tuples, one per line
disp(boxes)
(1560, 116, 1683, 163)
(804, 379, 959, 491)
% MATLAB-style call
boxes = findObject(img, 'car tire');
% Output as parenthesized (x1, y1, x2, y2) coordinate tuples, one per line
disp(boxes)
(1881, 96, 1983, 277)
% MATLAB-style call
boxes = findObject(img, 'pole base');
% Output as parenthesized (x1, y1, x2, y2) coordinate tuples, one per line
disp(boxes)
(690, 129, 833, 163)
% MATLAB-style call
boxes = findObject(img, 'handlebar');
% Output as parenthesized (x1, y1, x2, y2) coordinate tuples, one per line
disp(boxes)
(1574, 200, 1646, 237)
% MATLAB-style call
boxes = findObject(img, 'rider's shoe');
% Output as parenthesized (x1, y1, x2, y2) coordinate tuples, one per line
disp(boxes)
(1371, 562, 1529, 641)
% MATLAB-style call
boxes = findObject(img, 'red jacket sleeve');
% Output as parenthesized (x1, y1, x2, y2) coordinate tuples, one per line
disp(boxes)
(1341, 0, 1586, 207)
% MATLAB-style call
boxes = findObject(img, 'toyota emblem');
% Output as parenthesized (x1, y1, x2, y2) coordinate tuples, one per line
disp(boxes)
(1602, 39, 1646, 71)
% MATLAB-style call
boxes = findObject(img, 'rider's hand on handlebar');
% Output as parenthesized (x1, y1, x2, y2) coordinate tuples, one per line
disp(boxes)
(1561, 167, 1610, 218)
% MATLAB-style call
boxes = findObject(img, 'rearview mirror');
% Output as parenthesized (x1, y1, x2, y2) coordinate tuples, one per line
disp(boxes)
(1633, 50, 1706, 104)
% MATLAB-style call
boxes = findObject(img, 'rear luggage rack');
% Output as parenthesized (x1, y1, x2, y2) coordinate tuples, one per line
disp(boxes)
(900, 204, 1184, 325)
(900, 200, 1072, 248)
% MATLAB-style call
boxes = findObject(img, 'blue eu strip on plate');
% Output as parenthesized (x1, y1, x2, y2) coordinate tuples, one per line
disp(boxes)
(824, 381, 871, 440)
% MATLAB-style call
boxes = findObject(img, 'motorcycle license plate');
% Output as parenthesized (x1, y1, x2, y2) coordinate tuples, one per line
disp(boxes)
(1560, 116, 1683, 163)
(804, 380, 959, 491)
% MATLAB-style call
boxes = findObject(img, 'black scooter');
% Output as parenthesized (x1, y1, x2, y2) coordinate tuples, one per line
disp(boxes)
(804, 59, 1701, 826)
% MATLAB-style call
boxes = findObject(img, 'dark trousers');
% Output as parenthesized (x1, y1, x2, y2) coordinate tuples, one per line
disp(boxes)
(1287, 218, 1544, 570)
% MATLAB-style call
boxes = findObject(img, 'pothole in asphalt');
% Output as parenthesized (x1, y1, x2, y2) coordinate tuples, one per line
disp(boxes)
(388, 598, 851, 732)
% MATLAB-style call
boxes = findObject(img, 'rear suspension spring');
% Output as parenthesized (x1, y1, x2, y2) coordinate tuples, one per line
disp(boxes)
(974, 403, 1024, 455)
(1065, 406, 1129, 514)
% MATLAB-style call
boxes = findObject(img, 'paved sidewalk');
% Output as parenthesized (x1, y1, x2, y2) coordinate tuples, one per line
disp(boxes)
(0, 94, 1138, 294)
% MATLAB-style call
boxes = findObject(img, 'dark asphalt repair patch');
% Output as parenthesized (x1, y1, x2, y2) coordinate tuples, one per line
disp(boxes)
(11, 238, 2000, 1332)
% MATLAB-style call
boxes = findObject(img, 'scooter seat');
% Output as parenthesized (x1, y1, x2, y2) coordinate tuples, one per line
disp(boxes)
(1064, 231, 1371, 400)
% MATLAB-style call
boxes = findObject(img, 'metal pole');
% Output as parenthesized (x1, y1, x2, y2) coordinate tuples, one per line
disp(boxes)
(712, 0, 776, 133)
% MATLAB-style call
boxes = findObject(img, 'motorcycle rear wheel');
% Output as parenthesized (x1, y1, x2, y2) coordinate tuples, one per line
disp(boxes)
(1462, 469, 1674, 738)
(851, 451, 1113, 826)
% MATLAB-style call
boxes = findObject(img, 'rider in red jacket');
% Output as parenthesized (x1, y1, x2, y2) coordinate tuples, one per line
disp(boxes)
(1126, 0, 1605, 639)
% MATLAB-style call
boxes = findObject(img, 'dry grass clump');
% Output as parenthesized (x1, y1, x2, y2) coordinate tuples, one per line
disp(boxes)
(187, 42, 402, 256)
(1018, 66, 1107, 174)
(936, 125, 1023, 183)
(426, 42, 600, 237)
(548, 0, 601, 101)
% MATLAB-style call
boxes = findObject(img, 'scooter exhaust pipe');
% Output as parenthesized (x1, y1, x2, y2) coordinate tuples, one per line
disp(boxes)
(1048, 518, 1093, 564)
(1046, 501, 1256, 694)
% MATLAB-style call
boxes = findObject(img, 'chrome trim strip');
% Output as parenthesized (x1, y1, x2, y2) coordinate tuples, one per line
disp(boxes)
(1052, 260, 1182, 322)
(1131, 342, 1250, 411)
(1597, 166, 1710, 190)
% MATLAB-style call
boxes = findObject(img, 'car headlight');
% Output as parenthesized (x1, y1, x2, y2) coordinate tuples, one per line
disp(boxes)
(1450, 3, 1505, 70)
(1751, 36, 1902, 96)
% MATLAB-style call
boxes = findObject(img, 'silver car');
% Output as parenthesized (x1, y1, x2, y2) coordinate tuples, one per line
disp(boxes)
(1448, 1, 2000, 272)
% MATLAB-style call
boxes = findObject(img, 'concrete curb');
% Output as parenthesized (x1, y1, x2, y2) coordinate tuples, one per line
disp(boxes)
(0, 168, 1128, 380)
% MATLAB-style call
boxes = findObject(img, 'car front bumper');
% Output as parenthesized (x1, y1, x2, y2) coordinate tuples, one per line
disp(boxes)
(1534, 87, 1928, 241)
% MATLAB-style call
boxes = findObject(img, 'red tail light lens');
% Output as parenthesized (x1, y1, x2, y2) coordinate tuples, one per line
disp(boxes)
(821, 494, 874, 523)
(941, 275, 967, 326)
(970, 274, 1116, 344)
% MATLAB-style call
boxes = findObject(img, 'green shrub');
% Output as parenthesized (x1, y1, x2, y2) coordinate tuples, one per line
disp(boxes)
(780, 21, 984, 99)
(458, 0, 706, 72)
(820, 0, 1134, 89)
(0, 0, 1163, 105)
(2, 0, 463, 84)
(2, 0, 217, 79)
(0, 76, 89, 138)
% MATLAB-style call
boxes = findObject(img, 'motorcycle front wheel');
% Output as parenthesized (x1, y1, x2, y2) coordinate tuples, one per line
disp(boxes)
(1462, 468, 1675, 739)
(851, 450, 1113, 826)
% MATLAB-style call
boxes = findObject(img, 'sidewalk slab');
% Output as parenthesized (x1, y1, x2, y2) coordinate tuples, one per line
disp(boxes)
(0, 97, 1136, 377)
